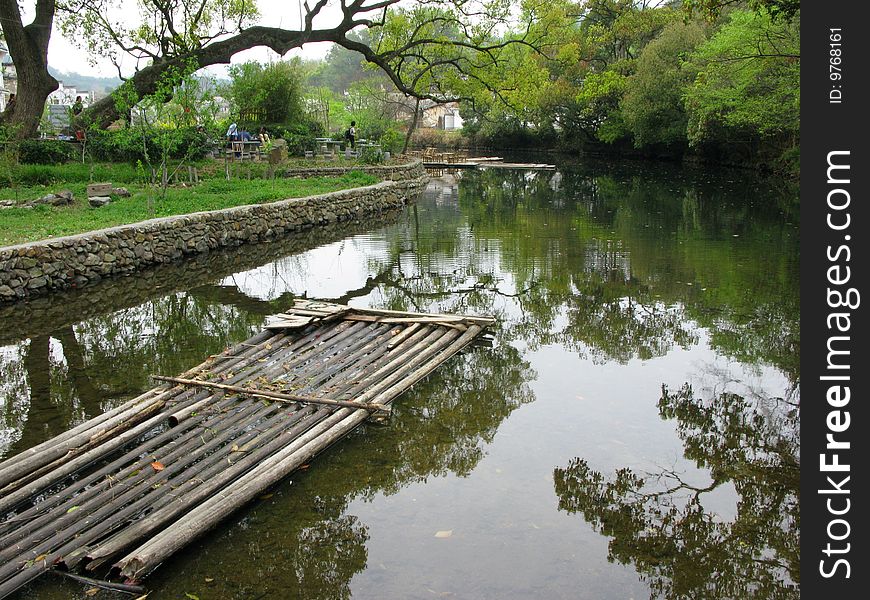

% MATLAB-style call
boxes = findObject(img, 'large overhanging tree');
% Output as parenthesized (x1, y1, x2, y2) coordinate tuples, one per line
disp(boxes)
(0, 0, 60, 138)
(1, 0, 551, 137)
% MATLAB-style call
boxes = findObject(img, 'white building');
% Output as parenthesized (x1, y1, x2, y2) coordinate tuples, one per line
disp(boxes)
(0, 43, 8, 112)
(421, 102, 463, 130)
(47, 82, 93, 107)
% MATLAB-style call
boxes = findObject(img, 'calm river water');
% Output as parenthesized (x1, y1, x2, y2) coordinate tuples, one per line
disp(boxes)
(1, 159, 799, 600)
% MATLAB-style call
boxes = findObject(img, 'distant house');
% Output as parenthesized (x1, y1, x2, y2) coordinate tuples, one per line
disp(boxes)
(420, 101, 463, 130)
(0, 43, 9, 112)
(383, 93, 464, 131)
(47, 82, 94, 108)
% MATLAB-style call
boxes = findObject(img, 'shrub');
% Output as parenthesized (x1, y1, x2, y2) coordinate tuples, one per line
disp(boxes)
(269, 119, 324, 156)
(377, 128, 404, 154)
(86, 128, 212, 163)
(18, 139, 76, 165)
(12, 162, 142, 186)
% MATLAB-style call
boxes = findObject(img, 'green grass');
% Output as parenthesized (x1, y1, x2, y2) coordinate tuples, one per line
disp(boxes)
(0, 171, 379, 247)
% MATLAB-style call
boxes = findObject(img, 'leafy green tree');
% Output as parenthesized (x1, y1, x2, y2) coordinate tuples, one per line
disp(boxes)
(308, 31, 373, 94)
(683, 0, 799, 21)
(683, 10, 799, 147)
(621, 21, 706, 148)
(228, 59, 307, 127)
(566, 68, 630, 143)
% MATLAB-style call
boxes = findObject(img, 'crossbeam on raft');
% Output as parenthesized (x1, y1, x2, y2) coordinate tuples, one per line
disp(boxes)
(151, 375, 392, 415)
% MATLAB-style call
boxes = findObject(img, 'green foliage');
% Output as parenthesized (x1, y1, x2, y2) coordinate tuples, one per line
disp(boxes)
(60, 0, 260, 66)
(683, 0, 800, 21)
(106, 61, 217, 196)
(573, 69, 630, 144)
(228, 59, 307, 127)
(0, 126, 20, 190)
(683, 10, 800, 145)
(17, 140, 77, 165)
(267, 120, 324, 155)
(378, 128, 404, 154)
(0, 171, 378, 246)
(5, 162, 142, 187)
(621, 21, 707, 148)
(307, 31, 372, 93)
(86, 128, 211, 163)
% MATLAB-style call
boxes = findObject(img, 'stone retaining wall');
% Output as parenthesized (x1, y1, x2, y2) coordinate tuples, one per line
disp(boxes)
(0, 163, 427, 303)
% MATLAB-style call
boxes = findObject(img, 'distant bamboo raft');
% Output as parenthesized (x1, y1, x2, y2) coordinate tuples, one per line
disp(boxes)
(423, 157, 557, 170)
(0, 300, 495, 598)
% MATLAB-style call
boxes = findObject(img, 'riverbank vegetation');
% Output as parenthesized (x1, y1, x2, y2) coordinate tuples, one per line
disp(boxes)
(0, 170, 377, 246)
(454, 2, 799, 173)
(2, 1, 799, 175)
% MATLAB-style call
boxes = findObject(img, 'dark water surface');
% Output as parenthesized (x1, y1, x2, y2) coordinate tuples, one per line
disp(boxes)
(1, 160, 799, 600)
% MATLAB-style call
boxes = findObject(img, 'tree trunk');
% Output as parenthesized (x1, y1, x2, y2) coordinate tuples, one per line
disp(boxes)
(402, 97, 421, 155)
(0, 0, 59, 139)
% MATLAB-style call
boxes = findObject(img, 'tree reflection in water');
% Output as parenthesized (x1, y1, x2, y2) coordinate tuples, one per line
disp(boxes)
(138, 334, 535, 600)
(0, 161, 799, 598)
(554, 379, 799, 600)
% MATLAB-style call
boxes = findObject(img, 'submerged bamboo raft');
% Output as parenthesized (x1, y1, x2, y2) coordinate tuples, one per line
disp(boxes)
(0, 300, 494, 598)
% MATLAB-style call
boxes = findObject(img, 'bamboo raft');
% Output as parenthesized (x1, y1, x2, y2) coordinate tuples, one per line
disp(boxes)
(0, 300, 495, 598)
(423, 159, 556, 170)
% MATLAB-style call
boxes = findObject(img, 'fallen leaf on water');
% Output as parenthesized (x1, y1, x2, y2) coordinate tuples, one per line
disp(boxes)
(150, 461, 165, 472)
(85, 587, 99, 596)
(434, 530, 453, 538)
(133, 595, 149, 600)
(185, 594, 200, 600)
(259, 493, 273, 500)
(299, 464, 310, 470)
(66, 506, 79, 514)
(205, 577, 214, 583)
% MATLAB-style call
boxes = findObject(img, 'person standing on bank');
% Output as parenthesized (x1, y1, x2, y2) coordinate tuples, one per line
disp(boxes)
(72, 96, 84, 116)
(4, 93, 15, 116)
(345, 120, 356, 149)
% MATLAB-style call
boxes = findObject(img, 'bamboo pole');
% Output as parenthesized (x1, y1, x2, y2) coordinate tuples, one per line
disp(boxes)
(0, 329, 277, 489)
(0, 400, 273, 567)
(86, 405, 330, 568)
(0, 388, 172, 491)
(0, 403, 287, 597)
(347, 305, 495, 326)
(86, 327, 421, 568)
(387, 323, 421, 349)
(58, 401, 295, 571)
(0, 380, 226, 515)
(114, 326, 476, 580)
(115, 407, 361, 580)
(0, 390, 237, 543)
(277, 323, 396, 396)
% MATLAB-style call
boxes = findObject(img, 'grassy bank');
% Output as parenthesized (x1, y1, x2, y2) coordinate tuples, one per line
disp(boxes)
(0, 170, 379, 247)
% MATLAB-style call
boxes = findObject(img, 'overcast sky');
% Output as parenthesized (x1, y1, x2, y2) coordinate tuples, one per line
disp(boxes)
(42, 0, 346, 77)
